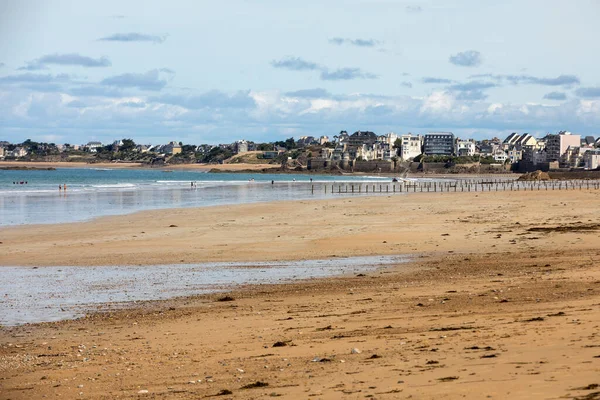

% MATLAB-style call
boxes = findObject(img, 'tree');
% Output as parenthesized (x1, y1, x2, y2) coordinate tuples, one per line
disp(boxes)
(120, 138, 136, 153)
(391, 155, 399, 170)
(393, 138, 402, 156)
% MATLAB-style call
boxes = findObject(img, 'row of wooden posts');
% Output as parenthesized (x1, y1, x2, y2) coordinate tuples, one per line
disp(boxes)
(311, 180, 600, 194)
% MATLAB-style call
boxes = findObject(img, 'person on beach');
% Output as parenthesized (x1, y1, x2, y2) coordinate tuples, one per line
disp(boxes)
(271, 180, 274, 185)
(63, 183, 67, 191)
(59, 185, 62, 191)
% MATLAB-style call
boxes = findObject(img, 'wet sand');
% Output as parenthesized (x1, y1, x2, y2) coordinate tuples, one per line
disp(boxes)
(1, 190, 600, 399)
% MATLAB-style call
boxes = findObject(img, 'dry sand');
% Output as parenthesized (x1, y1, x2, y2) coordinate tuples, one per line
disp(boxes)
(1, 190, 600, 399)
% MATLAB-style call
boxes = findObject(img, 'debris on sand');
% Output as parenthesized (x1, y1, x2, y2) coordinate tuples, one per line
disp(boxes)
(517, 170, 551, 181)
(241, 381, 269, 389)
(438, 376, 459, 382)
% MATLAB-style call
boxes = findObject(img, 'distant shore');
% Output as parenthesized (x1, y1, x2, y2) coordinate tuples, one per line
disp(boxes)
(0, 160, 278, 171)
(0, 160, 519, 177)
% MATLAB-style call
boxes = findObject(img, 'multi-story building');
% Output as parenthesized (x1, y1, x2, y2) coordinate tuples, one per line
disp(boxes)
(423, 132, 454, 156)
(234, 140, 248, 154)
(456, 140, 476, 157)
(583, 149, 600, 169)
(348, 131, 378, 146)
(398, 134, 422, 160)
(545, 131, 580, 164)
(377, 132, 398, 147)
(164, 141, 182, 155)
(86, 141, 103, 153)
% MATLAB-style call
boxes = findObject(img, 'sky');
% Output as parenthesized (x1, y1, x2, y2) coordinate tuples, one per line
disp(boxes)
(1, 0, 599, 145)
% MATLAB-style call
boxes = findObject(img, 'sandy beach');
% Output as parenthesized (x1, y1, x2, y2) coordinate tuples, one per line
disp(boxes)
(1, 190, 600, 399)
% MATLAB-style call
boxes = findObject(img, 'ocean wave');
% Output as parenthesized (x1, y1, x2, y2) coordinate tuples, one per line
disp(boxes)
(90, 183, 137, 188)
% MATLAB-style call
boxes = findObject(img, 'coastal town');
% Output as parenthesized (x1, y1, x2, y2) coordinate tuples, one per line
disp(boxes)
(1, 130, 600, 173)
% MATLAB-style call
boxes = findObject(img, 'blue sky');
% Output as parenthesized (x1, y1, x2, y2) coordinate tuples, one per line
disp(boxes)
(1, 0, 599, 145)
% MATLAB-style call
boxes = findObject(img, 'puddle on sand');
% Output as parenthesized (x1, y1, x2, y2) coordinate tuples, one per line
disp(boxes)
(0, 255, 409, 326)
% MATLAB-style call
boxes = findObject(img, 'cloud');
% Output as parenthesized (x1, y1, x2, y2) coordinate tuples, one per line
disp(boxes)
(98, 32, 167, 44)
(101, 70, 171, 91)
(455, 90, 488, 101)
(468, 73, 579, 87)
(422, 77, 453, 84)
(575, 87, 600, 98)
(68, 85, 123, 97)
(505, 74, 579, 86)
(66, 100, 88, 108)
(0, 72, 72, 84)
(401, 82, 413, 88)
(284, 88, 332, 98)
(448, 81, 497, 91)
(320, 68, 378, 81)
(543, 91, 567, 101)
(20, 53, 111, 70)
(270, 57, 320, 71)
(329, 37, 378, 47)
(119, 101, 146, 108)
(449, 50, 482, 67)
(446, 81, 497, 101)
(406, 5, 422, 12)
(150, 90, 256, 109)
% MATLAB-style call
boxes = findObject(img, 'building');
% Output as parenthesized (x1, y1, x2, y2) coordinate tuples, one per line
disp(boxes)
(296, 136, 316, 147)
(348, 131, 378, 146)
(456, 140, 476, 157)
(86, 141, 103, 153)
(502, 132, 521, 150)
(164, 141, 182, 155)
(377, 132, 398, 147)
(423, 132, 455, 156)
(319, 136, 330, 145)
(545, 131, 580, 164)
(0, 146, 4, 158)
(583, 149, 600, 169)
(398, 134, 422, 160)
(11, 147, 27, 157)
(234, 140, 248, 154)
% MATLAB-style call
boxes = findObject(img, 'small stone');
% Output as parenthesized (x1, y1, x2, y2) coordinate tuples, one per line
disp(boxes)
(351, 348, 361, 354)
(137, 389, 149, 394)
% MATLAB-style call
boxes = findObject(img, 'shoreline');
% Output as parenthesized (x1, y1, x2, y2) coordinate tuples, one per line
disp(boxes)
(0, 160, 520, 177)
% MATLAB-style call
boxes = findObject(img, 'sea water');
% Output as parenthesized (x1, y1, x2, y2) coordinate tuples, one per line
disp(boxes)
(0, 168, 399, 226)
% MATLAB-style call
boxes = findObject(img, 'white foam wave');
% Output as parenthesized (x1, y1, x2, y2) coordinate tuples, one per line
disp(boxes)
(91, 183, 137, 188)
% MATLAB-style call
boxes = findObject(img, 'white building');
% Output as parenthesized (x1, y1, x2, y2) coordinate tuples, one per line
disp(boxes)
(399, 134, 422, 160)
(456, 140, 476, 157)
(86, 141, 103, 153)
(584, 149, 600, 170)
